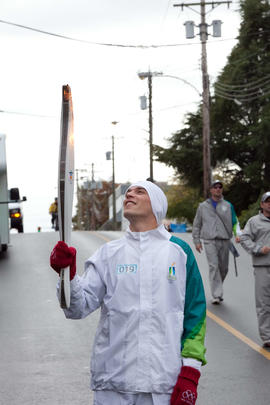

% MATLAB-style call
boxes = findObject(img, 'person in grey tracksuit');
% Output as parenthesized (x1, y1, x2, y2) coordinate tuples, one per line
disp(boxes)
(192, 180, 240, 304)
(240, 191, 270, 348)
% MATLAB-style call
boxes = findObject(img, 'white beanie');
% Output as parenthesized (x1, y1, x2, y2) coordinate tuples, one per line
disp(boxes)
(126, 181, 168, 224)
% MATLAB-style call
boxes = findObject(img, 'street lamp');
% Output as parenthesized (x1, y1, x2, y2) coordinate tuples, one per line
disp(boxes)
(161, 74, 201, 97)
(139, 71, 205, 187)
(138, 71, 162, 182)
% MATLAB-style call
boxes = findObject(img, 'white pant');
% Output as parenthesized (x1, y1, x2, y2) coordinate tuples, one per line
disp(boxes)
(93, 390, 171, 405)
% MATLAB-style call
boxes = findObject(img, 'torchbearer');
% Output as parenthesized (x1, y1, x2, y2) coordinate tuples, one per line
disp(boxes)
(50, 180, 207, 404)
(57, 84, 74, 308)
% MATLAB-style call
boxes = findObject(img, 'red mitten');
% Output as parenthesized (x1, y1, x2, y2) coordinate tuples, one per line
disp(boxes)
(50, 241, 77, 280)
(171, 366, 200, 405)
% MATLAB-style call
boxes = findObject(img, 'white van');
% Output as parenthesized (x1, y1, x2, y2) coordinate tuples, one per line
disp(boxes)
(0, 135, 26, 251)
(0, 135, 9, 251)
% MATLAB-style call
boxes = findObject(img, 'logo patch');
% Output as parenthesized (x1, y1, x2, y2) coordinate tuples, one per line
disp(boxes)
(117, 264, 138, 274)
(167, 262, 176, 281)
(181, 389, 196, 404)
(68, 170, 74, 184)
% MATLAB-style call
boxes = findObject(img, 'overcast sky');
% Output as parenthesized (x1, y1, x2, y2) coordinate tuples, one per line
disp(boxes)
(1, 0, 241, 232)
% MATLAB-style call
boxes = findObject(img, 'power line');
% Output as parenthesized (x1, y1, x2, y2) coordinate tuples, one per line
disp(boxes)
(0, 18, 237, 49)
(3, 16, 270, 51)
(214, 74, 270, 100)
(214, 87, 270, 102)
(215, 74, 270, 91)
(157, 101, 199, 111)
(160, 0, 174, 29)
(215, 87, 270, 99)
(0, 108, 56, 118)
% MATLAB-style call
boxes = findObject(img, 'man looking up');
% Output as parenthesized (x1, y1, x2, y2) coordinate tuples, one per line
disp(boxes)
(50, 180, 206, 405)
(192, 180, 240, 304)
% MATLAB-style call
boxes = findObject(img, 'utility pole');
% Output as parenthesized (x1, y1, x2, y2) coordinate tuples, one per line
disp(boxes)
(75, 168, 87, 230)
(111, 121, 119, 231)
(90, 163, 96, 230)
(105, 122, 119, 231)
(91, 163, 95, 182)
(111, 135, 117, 230)
(75, 169, 80, 230)
(200, 0, 211, 199)
(148, 74, 153, 182)
(174, 0, 231, 198)
(138, 71, 162, 182)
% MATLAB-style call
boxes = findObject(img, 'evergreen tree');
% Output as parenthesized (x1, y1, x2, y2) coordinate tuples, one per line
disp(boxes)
(154, 112, 203, 188)
(154, 0, 270, 212)
(212, 0, 270, 201)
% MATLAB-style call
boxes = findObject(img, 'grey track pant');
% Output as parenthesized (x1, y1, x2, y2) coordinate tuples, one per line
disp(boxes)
(93, 391, 171, 405)
(204, 239, 230, 299)
(254, 266, 270, 343)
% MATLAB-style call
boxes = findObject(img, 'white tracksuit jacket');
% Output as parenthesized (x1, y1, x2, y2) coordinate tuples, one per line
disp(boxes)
(61, 225, 206, 394)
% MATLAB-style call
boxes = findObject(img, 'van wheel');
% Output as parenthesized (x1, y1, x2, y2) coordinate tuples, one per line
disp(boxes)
(1, 244, 8, 252)
(18, 225, 24, 233)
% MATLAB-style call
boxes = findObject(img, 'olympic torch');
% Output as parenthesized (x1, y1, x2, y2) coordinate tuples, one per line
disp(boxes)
(58, 84, 74, 308)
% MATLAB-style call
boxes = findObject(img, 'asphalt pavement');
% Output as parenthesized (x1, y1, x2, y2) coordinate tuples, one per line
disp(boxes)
(0, 230, 269, 405)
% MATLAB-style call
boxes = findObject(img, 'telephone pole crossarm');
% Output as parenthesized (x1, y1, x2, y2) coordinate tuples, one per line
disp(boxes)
(174, 1, 232, 7)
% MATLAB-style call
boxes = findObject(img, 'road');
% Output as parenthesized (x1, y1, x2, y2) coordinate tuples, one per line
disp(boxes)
(0, 230, 269, 405)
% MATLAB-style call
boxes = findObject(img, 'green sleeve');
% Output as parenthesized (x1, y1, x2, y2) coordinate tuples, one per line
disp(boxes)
(170, 236, 207, 365)
(229, 202, 239, 236)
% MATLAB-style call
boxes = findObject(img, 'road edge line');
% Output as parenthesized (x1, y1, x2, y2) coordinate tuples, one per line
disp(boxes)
(207, 309, 270, 360)
(94, 232, 111, 243)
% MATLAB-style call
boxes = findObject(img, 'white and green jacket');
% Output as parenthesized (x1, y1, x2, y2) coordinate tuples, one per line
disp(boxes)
(62, 225, 206, 394)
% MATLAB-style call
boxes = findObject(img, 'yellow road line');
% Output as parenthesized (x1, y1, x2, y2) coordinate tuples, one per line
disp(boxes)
(207, 310, 270, 360)
(95, 232, 111, 243)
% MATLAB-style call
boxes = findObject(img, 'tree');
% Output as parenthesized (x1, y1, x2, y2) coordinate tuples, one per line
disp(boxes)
(154, 112, 204, 191)
(212, 0, 270, 194)
(154, 0, 270, 212)
(165, 184, 202, 223)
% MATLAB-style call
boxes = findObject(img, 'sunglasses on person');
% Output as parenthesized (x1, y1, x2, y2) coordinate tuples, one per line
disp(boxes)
(213, 185, 223, 189)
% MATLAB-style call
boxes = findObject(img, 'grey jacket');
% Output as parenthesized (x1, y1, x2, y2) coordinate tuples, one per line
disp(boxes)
(192, 198, 238, 245)
(240, 212, 270, 266)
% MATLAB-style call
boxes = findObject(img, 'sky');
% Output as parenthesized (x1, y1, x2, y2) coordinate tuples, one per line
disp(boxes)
(0, 0, 241, 232)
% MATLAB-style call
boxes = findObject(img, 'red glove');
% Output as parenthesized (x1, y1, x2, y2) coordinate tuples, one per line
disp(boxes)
(50, 241, 77, 280)
(171, 366, 200, 405)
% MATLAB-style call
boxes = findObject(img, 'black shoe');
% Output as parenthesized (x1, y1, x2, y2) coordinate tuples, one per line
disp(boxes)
(212, 298, 220, 305)
(263, 341, 270, 348)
